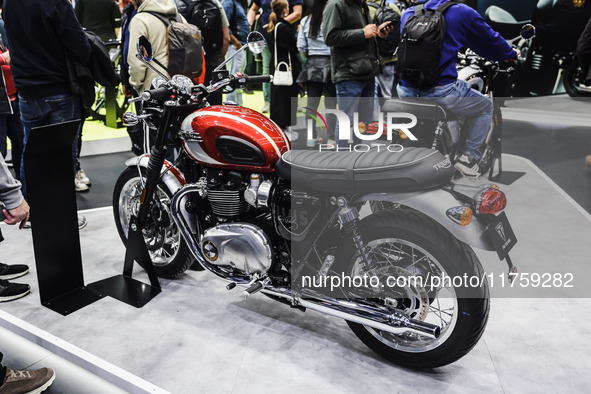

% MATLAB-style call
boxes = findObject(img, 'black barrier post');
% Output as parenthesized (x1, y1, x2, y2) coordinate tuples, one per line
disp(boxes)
(23, 120, 104, 315)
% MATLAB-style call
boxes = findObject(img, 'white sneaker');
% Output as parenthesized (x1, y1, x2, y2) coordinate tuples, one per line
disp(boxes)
(76, 168, 91, 186)
(78, 216, 87, 230)
(261, 102, 270, 113)
(306, 137, 323, 148)
(454, 154, 480, 177)
(75, 178, 89, 192)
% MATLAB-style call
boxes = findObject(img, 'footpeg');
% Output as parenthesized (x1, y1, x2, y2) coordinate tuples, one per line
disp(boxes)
(241, 278, 270, 299)
(226, 282, 237, 291)
(506, 255, 517, 283)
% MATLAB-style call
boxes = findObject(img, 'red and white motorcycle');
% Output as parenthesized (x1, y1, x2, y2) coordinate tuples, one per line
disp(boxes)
(113, 33, 517, 368)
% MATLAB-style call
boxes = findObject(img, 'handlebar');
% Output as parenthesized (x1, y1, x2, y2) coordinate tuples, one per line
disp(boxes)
(141, 86, 171, 101)
(244, 75, 273, 84)
(136, 73, 274, 103)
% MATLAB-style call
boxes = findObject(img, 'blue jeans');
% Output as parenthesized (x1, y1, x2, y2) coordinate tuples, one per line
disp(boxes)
(225, 45, 244, 104)
(397, 79, 493, 159)
(18, 93, 82, 198)
(261, 46, 271, 103)
(335, 78, 376, 148)
(0, 100, 25, 183)
(376, 63, 396, 99)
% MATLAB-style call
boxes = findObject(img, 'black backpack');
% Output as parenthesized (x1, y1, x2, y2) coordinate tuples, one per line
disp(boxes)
(181, 0, 224, 57)
(147, 12, 204, 79)
(367, 1, 401, 57)
(398, 1, 456, 88)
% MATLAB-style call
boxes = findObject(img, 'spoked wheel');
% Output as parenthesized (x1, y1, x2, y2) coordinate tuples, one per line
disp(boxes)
(113, 167, 194, 278)
(336, 210, 489, 368)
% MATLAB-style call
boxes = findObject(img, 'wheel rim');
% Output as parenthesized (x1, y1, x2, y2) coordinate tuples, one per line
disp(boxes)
(349, 238, 458, 353)
(118, 176, 181, 267)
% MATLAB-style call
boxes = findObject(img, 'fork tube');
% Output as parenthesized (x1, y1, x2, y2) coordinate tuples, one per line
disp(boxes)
(137, 104, 175, 227)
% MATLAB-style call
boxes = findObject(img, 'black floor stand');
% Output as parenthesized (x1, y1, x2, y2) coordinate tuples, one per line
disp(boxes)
(24, 120, 104, 315)
(489, 153, 526, 185)
(88, 215, 161, 308)
(488, 119, 525, 185)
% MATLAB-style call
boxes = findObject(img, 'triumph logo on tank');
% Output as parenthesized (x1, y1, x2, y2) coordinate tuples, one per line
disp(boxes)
(303, 107, 419, 151)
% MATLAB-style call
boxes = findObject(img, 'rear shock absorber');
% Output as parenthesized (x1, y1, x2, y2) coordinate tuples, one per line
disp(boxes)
(335, 197, 377, 275)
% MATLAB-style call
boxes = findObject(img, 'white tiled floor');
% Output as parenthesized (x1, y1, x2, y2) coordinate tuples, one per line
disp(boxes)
(0, 155, 590, 393)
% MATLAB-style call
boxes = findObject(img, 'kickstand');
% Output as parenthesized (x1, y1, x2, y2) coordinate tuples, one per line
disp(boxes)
(88, 215, 161, 307)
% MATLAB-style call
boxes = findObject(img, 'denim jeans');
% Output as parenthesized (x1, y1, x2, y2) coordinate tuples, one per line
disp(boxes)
(0, 100, 25, 183)
(18, 93, 81, 198)
(335, 78, 376, 148)
(224, 45, 244, 104)
(397, 79, 493, 159)
(261, 46, 271, 103)
(376, 63, 396, 99)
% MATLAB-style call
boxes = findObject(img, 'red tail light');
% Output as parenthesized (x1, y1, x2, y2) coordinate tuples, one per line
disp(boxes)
(475, 185, 506, 214)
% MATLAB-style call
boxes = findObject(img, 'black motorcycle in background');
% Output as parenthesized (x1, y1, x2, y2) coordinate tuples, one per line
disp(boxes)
(485, 0, 591, 97)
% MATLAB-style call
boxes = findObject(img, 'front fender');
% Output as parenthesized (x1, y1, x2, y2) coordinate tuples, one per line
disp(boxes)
(124, 156, 196, 234)
(355, 190, 495, 251)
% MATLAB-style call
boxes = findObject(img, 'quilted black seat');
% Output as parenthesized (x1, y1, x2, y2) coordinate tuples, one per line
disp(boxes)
(275, 147, 454, 193)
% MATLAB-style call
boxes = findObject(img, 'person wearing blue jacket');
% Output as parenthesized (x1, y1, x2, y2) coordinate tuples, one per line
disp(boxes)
(397, 0, 518, 176)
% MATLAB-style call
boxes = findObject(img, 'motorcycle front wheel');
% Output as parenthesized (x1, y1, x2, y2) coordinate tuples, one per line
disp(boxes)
(336, 209, 489, 368)
(563, 61, 591, 98)
(112, 167, 194, 279)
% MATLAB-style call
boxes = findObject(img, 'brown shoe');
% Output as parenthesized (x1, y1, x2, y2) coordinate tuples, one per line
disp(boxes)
(0, 366, 55, 394)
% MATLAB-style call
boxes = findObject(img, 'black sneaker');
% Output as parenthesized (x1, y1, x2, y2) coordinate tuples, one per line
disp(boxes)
(454, 154, 480, 176)
(0, 263, 29, 280)
(0, 280, 30, 302)
(0, 366, 55, 393)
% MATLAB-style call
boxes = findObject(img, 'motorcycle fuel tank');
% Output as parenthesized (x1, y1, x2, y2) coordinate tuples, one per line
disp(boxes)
(180, 105, 291, 172)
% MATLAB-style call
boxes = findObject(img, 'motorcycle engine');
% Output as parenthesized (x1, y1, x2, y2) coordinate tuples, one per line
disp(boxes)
(201, 223, 273, 275)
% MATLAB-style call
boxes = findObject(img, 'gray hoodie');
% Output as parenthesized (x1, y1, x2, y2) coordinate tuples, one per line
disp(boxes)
(0, 155, 23, 210)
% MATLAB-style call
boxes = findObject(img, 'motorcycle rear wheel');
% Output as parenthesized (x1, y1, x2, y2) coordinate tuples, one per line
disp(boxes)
(337, 209, 489, 368)
(113, 167, 194, 279)
(563, 61, 591, 98)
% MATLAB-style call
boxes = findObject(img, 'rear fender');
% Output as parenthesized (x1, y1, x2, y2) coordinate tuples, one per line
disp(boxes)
(124, 156, 196, 234)
(355, 190, 495, 251)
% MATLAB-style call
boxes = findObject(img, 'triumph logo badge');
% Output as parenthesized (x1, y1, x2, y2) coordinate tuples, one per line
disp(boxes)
(203, 241, 219, 262)
(495, 222, 506, 242)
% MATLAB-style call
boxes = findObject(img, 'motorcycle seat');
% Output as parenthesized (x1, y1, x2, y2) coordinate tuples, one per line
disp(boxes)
(382, 99, 457, 122)
(275, 147, 454, 194)
(485, 6, 531, 39)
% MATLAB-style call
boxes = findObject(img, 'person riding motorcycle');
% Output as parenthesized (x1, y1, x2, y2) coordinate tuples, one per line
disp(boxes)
(397, 0, 519, 176)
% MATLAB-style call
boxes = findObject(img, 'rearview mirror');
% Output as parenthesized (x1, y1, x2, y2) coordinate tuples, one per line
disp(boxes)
(137, 36, 153, 61)
(247, 32, 266, 55)
(520, 24, 535, 40)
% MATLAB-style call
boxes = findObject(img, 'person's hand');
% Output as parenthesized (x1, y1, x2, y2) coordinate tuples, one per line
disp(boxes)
(514, 48, 522, 60)
(4, 200, 30, 229)
(363, 24, 379, 38)
(377, 21, 393, 39)
(1, 51, 10, 65)
(234, 42, 243, 50)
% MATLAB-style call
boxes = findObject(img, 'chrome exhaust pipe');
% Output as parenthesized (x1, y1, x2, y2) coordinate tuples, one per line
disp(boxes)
(298, 290, 441, 339)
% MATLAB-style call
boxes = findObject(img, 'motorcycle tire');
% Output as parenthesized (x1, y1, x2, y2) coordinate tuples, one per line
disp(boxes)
(336, 209, 489, 368)
(563, 61, 591, 98)
(113, 166, 195, 279)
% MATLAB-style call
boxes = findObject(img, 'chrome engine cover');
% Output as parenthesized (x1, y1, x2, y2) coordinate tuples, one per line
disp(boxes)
(201, 223, 273, 275)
